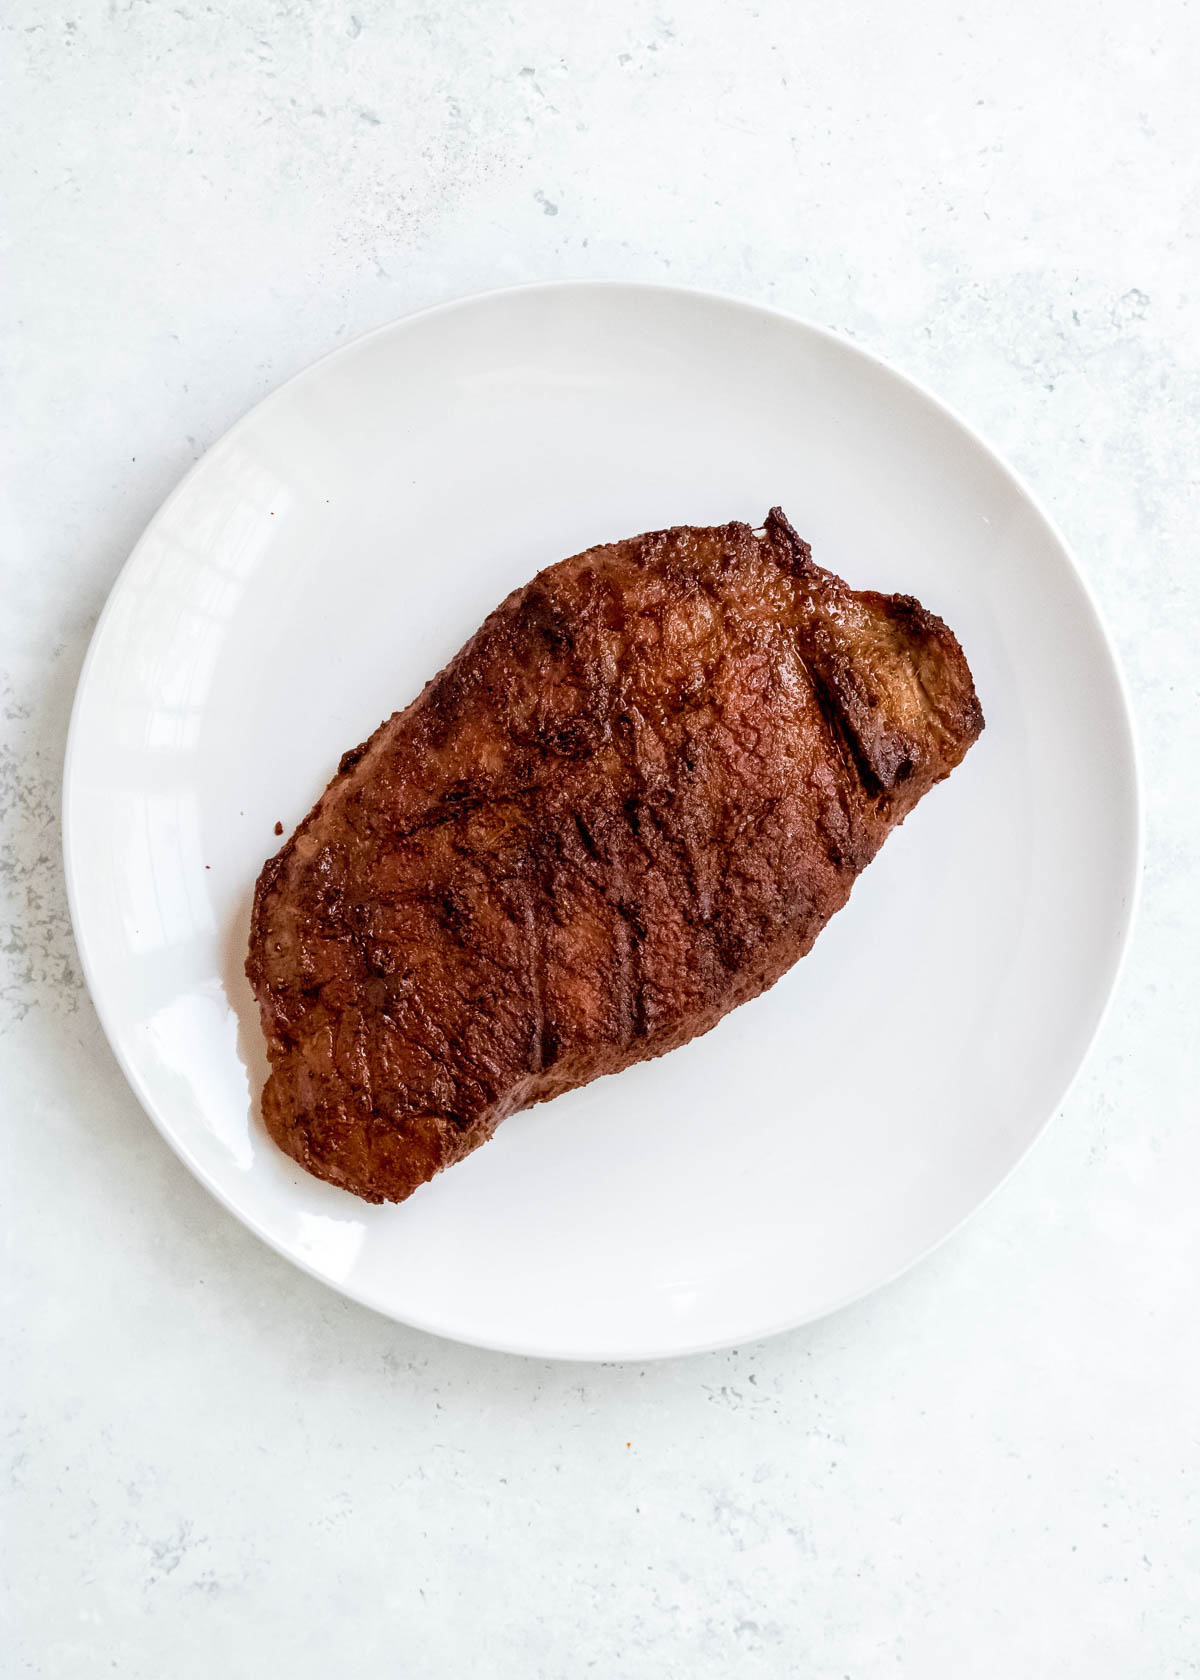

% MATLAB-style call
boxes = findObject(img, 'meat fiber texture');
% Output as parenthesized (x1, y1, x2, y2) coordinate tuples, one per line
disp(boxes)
(247, 510, 984, 1204)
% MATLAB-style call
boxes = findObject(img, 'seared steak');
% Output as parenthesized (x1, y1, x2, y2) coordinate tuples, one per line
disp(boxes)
(246, 510, 984, 1203)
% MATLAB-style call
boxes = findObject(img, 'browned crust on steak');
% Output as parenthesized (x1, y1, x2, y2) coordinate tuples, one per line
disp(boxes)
(246, 510, 984, 1202)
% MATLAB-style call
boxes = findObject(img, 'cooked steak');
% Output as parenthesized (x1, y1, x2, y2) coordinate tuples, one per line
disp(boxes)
(246, 510, 984, 1203)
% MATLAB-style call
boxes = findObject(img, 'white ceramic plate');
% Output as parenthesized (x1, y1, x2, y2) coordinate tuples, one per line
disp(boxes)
(64, 283, 1140, 1360)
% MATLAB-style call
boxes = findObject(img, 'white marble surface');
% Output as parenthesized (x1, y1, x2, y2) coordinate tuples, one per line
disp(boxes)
(4, 1, 1199, 1672)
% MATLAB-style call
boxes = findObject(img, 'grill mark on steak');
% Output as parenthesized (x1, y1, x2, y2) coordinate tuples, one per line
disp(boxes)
(797, 650, 885, 800)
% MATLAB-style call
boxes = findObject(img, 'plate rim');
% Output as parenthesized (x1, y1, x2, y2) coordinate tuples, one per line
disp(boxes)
(61, 279, 1145, 1361)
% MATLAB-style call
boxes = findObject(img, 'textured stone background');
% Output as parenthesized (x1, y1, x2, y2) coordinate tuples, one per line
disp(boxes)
(4, 2, 1198, 1674)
